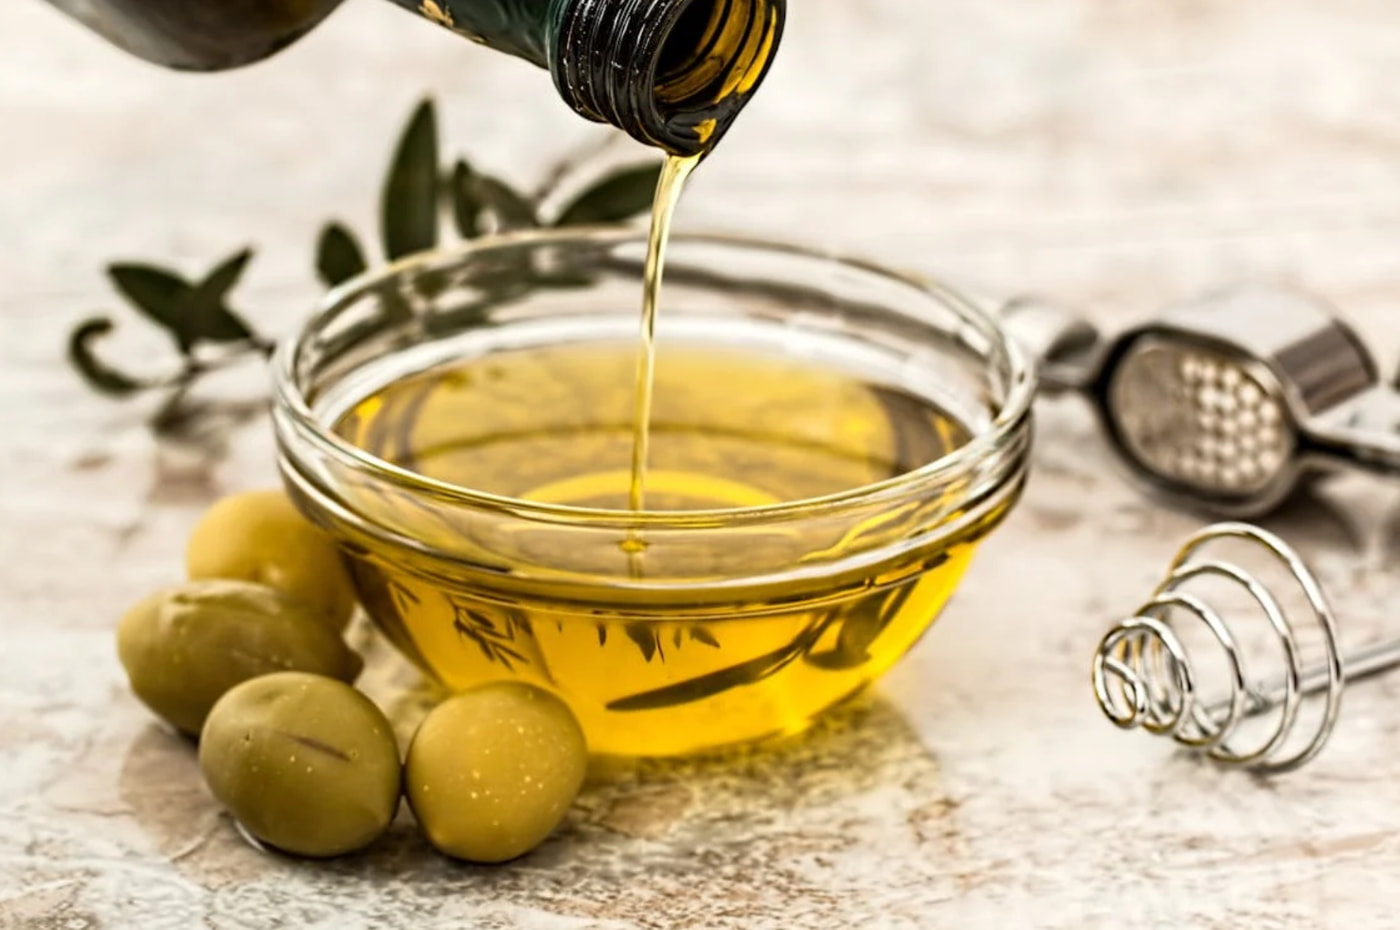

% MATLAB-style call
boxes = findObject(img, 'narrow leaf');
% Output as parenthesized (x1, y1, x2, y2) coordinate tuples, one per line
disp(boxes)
(554, 162, 663, 226)
(689, 626, 720, 648)
(381, 99, 441, 260)
(449, 160, 481, 239)
(184, 248, 256, 344)
(507, 611, 534, 637)
(607, 616, 836, 712)
(107, 264, 193, 350)
(806, 582, 926, 671)
(625, 623, 660, 663)
(473, 173, 538, 231)
(67, 317, 148, 397)
(196, 248, 253, 298)
(607, 643, 801, 712)
(317, 223, 369, 288)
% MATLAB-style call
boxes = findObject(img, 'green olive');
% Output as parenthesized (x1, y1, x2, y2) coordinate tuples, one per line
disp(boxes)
(200, 672, 401, 858)
(116, 579, 363, 736)
(405, 683, 587, 863)
(186, 489, 356, 632)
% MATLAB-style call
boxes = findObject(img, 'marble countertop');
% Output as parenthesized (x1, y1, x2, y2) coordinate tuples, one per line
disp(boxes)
(6, 1, 1400, 927)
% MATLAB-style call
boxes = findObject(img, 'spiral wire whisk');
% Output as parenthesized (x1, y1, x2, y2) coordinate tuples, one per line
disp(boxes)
(1092, 522, 1400, 775)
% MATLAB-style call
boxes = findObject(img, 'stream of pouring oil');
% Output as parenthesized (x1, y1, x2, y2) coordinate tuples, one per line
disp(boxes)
(627, 153, 702, 515)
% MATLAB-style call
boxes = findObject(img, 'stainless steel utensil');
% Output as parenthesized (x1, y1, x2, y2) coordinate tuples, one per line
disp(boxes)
(1003, 286, 1400, 516)
(1092, 521, 1400, 774)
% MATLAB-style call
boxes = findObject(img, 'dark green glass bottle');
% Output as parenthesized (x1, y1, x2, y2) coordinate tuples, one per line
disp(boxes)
(43, 0, 785, 155)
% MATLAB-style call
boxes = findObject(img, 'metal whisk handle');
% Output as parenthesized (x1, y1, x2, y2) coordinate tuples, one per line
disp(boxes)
(1213, 639, 1400, 721)
(1092, 522, 1400, 775)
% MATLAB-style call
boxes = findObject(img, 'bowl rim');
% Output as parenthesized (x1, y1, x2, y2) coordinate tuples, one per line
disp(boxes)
(272, 226, 1037, 531)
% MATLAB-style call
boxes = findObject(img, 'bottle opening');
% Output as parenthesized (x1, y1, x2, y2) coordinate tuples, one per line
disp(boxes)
(653, 0, 779, 145)
(552, 0, 785, 156)
(655, 0, 737, 103)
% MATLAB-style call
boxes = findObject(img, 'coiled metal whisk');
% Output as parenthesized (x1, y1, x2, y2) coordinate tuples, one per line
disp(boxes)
(1092, 522, 1400, 775)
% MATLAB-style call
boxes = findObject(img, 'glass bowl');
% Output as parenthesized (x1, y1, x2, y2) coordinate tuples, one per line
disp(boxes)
(272, 229, 1034, 757)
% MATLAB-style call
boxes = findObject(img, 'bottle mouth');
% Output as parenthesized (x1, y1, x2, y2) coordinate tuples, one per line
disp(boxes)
(552, 0, 786, 156)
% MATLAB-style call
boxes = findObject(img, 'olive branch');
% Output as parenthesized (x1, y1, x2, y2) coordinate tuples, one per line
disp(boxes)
(66, 97, 663, 439)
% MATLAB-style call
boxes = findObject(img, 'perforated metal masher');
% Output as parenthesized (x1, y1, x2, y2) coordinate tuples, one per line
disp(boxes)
(1002, 284, 1400, 517)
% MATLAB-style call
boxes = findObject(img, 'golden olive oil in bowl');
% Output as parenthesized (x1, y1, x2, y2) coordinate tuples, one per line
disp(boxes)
(273, 230, 1033, 757)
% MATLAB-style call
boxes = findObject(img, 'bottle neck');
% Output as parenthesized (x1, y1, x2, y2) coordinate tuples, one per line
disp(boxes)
(548, 0, 785, 156)
(385, 0, 556, 65)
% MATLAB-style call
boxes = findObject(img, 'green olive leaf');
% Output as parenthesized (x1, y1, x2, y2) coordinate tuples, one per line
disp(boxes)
(553, 162, 663, 226)
(183, 248, 256, 344)
(449, 160, 482, 239)
(107, 264, 195, 352)
(609, 633, 810, 712)
(608, 616, 838, 712)
(805, 585, 918, 671)
(67, 317, 148, 397)
(317, 223, 369, 288)
(607, 652, 792, 712)
(381, 98, 441, 260)
(448, 160, 537, 235)
(451, 601, 527, 671)
(472, 173, 538, 231)
(689, 626, 721, 648)
(624, 623, 661, 664)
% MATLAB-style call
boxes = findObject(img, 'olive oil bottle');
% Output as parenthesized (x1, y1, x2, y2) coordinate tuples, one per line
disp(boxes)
(42, 0, 785, 155)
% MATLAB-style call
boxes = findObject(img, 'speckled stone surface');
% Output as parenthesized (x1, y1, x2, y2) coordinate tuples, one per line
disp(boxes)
(7, 2, 1400, 927)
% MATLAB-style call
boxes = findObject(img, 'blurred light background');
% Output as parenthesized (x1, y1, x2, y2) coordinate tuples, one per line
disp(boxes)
(4, 0, 1400, 339)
